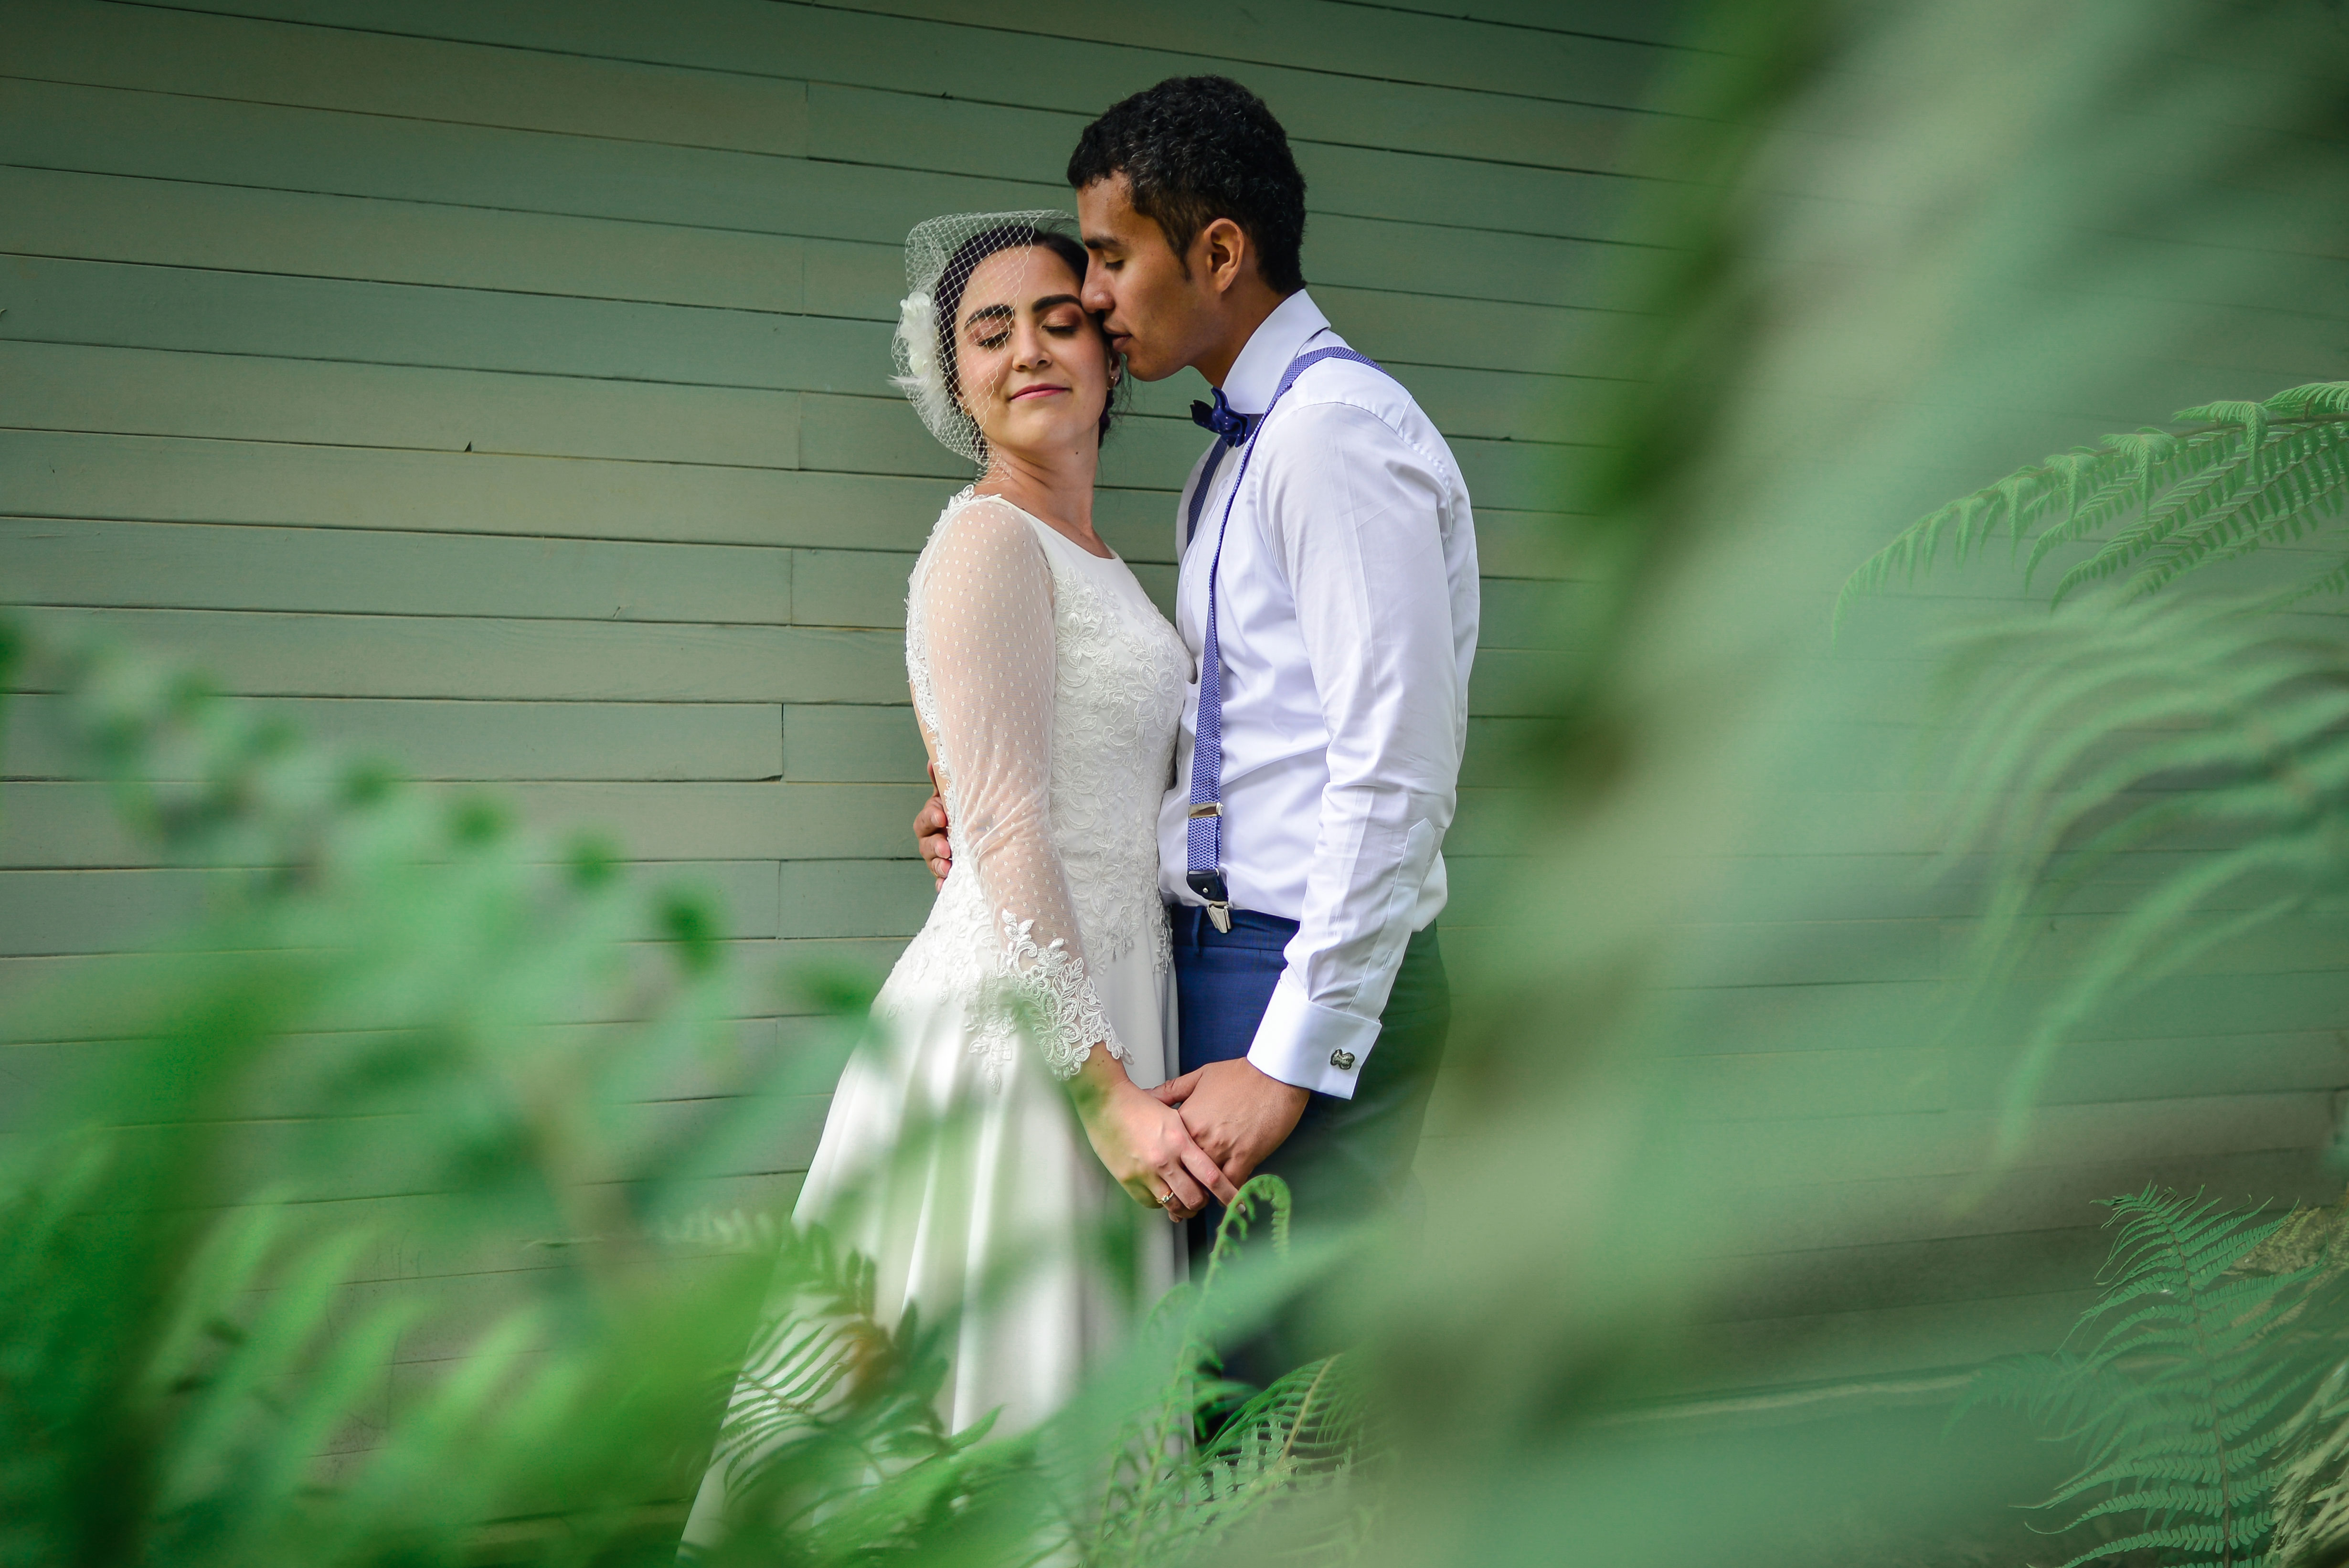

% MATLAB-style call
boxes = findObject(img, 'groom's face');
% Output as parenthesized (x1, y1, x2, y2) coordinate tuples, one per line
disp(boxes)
(1076, 174, 1216, 384)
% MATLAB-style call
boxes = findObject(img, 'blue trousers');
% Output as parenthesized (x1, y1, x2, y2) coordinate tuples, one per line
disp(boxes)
(1170, 905, 1450, 1387)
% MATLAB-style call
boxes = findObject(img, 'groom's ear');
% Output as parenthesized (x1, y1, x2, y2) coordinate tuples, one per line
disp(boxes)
(1195, 216, 1254, 296)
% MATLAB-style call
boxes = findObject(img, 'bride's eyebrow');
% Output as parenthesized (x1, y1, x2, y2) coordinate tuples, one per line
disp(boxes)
(1031, 294, 1082, 312)
(963, 303, 1013, 329)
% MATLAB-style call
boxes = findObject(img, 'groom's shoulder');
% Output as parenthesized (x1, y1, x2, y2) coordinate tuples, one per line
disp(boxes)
(1276, 345, 1464, 483)
(1284, 342, 1430, 430)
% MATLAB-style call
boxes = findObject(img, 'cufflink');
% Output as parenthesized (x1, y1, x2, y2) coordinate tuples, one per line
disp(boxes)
(1329, 1049, 1357, 1070)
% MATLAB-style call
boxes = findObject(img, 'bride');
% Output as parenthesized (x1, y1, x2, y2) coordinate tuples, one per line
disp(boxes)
(686, 212, 1235, 1541)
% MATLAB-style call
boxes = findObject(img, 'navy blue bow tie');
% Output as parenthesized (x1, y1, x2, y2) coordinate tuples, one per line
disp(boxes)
(1190, 389, 1256, 448)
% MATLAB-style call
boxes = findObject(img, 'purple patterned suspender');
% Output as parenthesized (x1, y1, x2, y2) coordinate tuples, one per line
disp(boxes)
(1182, 345, 1390, 932)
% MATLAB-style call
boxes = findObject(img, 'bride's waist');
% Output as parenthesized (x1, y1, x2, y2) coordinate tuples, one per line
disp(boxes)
(921, 864, 1162, 946)
(1049, 844, 1161, 888)
(941, 832, 1161, 885)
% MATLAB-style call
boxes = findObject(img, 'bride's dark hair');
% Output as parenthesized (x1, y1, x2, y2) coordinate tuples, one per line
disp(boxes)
(933, 223, 1123, 457)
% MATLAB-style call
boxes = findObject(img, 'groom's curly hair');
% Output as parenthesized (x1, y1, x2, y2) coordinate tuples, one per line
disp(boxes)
(1067, 76, 1307, 295)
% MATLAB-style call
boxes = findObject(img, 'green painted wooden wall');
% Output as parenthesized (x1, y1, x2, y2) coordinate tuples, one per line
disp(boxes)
(3, 0, 2345, 1406)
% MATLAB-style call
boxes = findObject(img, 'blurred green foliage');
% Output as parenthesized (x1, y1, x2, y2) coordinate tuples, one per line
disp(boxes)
(0, 621, 854, 1565)
(1844, 377, 2349, 1149)
(1905, 594, 2349, 1155)
(16, 1, 2349, 1565)
(0, 621, 1368, 1566)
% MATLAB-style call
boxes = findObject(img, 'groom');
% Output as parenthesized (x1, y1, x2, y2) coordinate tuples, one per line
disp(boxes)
(916, 76, 1477, 1372)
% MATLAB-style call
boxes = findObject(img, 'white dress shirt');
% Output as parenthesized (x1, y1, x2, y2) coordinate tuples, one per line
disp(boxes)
(1159, 290, 1479, 1099)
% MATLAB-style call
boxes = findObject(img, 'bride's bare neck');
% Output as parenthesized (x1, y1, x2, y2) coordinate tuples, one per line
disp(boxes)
(975, 442, 1109, 557)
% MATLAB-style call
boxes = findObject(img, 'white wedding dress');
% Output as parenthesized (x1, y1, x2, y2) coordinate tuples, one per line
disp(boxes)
(686, 489, 1190, 1540)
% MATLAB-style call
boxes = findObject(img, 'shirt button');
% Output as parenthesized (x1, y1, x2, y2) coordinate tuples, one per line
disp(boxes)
(1329, 1049, 1357, 1070)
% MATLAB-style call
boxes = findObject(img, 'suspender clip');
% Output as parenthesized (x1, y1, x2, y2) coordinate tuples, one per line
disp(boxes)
(1185, 871, 1233, 934)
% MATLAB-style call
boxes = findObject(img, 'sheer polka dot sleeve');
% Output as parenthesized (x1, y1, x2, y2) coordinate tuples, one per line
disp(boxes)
(908, 497, 1118, 1078)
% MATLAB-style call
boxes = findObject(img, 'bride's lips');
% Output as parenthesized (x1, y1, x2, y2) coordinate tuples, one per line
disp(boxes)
(1009, 384, 1069, 401)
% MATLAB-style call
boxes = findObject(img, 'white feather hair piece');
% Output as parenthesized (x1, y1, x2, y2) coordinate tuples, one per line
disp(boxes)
(889, 211, 1082, 466)
(889, 290, 951, 441)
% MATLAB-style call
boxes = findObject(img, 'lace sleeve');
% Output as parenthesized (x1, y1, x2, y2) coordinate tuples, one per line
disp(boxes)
(917, 498, 1120, 1077)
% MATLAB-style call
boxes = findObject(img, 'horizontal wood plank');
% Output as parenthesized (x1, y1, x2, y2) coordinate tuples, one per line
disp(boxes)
(789, 0, 1677, 110)
(1716, 1146, 2337, 1258)
(0, 162, 810, 314)
(0, 430, 990, 551)
(5, 605, 901, 702)
(0, 779, 933, 866)
(0, 858, 785, 956)
(0, 937, 910, 1035)
(0, 339, 805, 467)
(777, 858, 936, 940)
(9, 0, 814, 153)
(0, 517, 795, 624)
(0, 251, 883, 395)
(5, 695, 781, 781)
(782, 704, 925, 783)
(1699, 1091, 2334, 1190)
(131, 0, 1686, 168)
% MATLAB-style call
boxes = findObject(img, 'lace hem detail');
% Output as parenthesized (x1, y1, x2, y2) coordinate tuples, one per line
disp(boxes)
(967, 907, 1121, 1083)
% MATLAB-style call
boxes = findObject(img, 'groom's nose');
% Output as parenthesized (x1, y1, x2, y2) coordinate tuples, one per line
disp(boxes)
(1081, 258, 1116, 315)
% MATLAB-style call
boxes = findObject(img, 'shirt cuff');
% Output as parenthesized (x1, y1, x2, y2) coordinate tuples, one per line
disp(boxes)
(1247, 979, 1383, 1100)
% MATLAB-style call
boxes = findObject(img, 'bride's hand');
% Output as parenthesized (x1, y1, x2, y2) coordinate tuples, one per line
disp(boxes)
(1072, 1055, 1241, 1221)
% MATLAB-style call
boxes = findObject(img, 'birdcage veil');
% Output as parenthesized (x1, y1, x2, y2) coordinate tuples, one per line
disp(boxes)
(890, 211, 1087, 466)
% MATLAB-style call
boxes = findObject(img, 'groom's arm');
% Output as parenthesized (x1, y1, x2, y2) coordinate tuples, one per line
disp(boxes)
(1247, 401, 1463, 1096)
(1160, 400, 1467, 1178)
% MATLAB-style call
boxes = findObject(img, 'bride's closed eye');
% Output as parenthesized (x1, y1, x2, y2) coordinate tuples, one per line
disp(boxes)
(964, 304, 1013, 350)
(968, 305, 1085, 352)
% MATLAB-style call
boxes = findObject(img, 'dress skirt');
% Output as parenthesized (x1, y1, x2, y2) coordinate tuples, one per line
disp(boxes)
(680, 913, 1180, 1552)
(798, 939, 1182, 1434)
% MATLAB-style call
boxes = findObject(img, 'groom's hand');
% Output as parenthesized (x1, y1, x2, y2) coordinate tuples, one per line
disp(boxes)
(1153, 1059, 1310, 1189)
(913, 766, 952, 889)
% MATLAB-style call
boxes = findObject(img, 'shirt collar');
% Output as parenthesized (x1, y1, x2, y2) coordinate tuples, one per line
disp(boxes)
(1216, 290, 1332, 416)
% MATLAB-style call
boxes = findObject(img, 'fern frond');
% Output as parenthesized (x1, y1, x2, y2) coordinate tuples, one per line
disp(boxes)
(1842, 381, 2349, 614)
(2067, 429, 2296, 604)
(2039, 430, 2234, 602)
(2054, 1516, 2267, 1568)
(1072, 1175, 1378, 1568)
(2127, 426, 2349, 600)
(2265, 553, 2349, 608)
(2017, 445, 2166, 585)
(1964, 1187, 2327, 1568)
